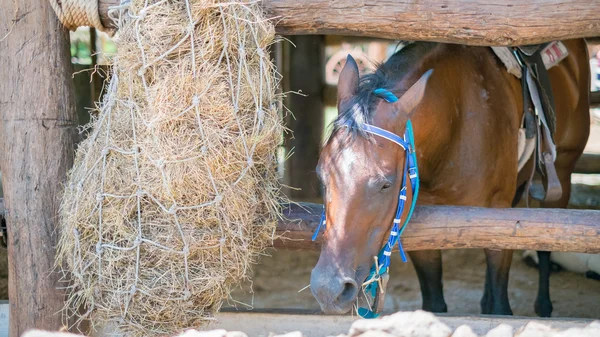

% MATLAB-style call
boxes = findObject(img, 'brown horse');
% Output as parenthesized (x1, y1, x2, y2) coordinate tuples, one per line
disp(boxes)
(310, 40, 590, 316)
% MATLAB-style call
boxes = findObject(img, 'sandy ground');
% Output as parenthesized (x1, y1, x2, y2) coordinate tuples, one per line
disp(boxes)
(228, 248, 600, 319)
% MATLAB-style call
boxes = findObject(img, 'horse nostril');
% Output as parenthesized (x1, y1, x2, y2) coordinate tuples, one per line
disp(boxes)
(338, 279, 358, 304)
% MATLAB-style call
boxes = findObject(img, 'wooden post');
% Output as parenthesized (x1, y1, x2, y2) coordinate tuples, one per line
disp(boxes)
(276, 203, 600, 253)
(0, 1, 78, 336)
(283, 36, 325, 199)
(74, 64, 94, 129)
(574, 154, 600, 174)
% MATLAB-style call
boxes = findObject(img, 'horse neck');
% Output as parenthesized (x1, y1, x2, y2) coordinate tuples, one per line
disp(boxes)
(399, 54, 456, 190)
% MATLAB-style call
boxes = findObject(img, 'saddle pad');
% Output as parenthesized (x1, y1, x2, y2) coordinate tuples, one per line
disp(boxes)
(492, 41, 568, 79)
(541, 41, 569, 69)
(517, 128, 536, 172)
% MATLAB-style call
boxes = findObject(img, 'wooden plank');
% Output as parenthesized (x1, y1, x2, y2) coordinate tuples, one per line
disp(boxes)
(99, 0, 600, 46)
(282, 36, 324, 199)
(0, 0, 78, 336)
(574, 153, 600, 174)
(586, 37, 600, 44)
(277, 203, 600, 253)
(208, 311, 596, 337)
(0, 199, 5, 248)
(590, 91, 600, 108)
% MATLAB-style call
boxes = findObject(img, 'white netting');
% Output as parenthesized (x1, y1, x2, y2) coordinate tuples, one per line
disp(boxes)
(56, 1, 284, 336)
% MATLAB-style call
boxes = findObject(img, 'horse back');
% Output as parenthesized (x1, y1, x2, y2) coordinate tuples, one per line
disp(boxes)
(413, 40, 589, 208)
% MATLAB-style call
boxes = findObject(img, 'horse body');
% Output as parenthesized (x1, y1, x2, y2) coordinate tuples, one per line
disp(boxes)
(311, 40, 589, 316)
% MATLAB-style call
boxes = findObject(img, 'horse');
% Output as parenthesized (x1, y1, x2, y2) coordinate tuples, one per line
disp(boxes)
(310, 40, 590, 317)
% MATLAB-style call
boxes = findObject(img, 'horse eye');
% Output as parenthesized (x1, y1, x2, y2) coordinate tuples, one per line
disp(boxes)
(381, 182, 392, 191)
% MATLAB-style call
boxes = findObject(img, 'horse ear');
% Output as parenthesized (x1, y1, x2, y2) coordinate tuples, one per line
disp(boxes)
(337, 55, 360, 105)
(396, 69, 433, 115)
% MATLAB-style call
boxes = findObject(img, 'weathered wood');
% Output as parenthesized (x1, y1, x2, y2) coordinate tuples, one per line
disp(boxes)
(586, 37, 600, 44)
(0, 199, 5, 248)
(282, 36, 324, 198)
(74, 64, 94, 128)
(0, 1, 78, 336)
(590, 91, 600, 108)
(99, 1, 116, 30)
(574, 153, 600, 174)
(98, 0, 600, 46)
(277, 203, 600, 253)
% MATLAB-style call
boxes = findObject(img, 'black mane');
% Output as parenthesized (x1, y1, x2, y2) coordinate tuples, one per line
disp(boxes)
(327, 42, 437, 143)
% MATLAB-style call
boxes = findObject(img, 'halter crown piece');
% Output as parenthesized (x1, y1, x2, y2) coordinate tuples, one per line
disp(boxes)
(312, 88, 420, 319)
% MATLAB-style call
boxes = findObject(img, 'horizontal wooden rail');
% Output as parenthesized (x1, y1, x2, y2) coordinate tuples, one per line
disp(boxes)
(98, 0, 600, 46)
(591, 91, 600, 108)
(277, 203, 600, 253)
(574, 153, 600, 174)
(3, 198, 595, 252)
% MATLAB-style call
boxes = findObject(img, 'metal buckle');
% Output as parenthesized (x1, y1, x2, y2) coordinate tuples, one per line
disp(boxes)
(408, 167, 418, 179)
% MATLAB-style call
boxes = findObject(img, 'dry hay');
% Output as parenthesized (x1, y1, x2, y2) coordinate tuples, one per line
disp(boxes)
(56, 0, 283, 336)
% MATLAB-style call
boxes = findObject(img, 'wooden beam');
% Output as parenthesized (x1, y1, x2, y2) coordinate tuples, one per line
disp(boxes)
(590, 91, 600, 108)
(574, 153, 600, 174)
(0, 1, 78, 336)
(324, 35, 392, 46)
(586, 37, 600, 44)
(99, 0, 600, 46)
(277, 203, 600, 253)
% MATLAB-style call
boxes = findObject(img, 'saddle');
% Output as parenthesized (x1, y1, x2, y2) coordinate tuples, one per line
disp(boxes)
(513, 42, 566, 203)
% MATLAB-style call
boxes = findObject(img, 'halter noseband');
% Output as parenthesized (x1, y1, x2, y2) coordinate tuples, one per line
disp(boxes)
(312, 88, 420, 318)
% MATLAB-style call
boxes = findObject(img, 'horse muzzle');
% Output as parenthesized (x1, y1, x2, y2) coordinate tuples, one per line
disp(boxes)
(310, 264, 359, 314)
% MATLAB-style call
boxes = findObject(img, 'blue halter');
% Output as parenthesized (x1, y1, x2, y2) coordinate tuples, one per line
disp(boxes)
(312, 88, 420, 319)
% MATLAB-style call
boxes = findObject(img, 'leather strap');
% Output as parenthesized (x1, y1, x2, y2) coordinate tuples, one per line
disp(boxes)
(517, 54, 563, 203)
(521, 62, 536, 139)
(517, 49, 557, 139)
(527, 70, 562, 202)
(541, 138, 563, 202)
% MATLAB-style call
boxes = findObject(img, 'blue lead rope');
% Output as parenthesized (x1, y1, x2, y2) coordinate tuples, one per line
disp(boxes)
(311, 210, 326, 241)
(311, 88, 420, 319)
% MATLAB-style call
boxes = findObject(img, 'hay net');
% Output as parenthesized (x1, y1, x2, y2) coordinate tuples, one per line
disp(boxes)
(57, 0, 283, 335)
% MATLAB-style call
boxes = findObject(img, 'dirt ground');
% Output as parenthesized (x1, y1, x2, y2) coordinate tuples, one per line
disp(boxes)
(228, 248, 600, 319)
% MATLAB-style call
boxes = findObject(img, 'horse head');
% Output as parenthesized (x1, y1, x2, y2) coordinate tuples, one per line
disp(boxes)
(310, 55, 432, 314)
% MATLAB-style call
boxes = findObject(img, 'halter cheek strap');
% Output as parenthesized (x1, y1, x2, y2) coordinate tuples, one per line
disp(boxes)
(312, 88, 420, 319)
(358, 118, 419, 318)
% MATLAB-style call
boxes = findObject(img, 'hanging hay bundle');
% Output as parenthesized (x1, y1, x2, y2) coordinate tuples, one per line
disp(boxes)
(56, 0, 283, 335)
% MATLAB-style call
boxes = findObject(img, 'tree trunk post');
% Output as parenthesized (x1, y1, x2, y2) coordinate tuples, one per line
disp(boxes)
(283, 36, 325, 200)
(0, 1, 78, 336)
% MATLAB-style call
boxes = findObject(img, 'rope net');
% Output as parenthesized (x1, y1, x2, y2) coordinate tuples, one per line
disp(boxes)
(56, 1, 283, 336)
